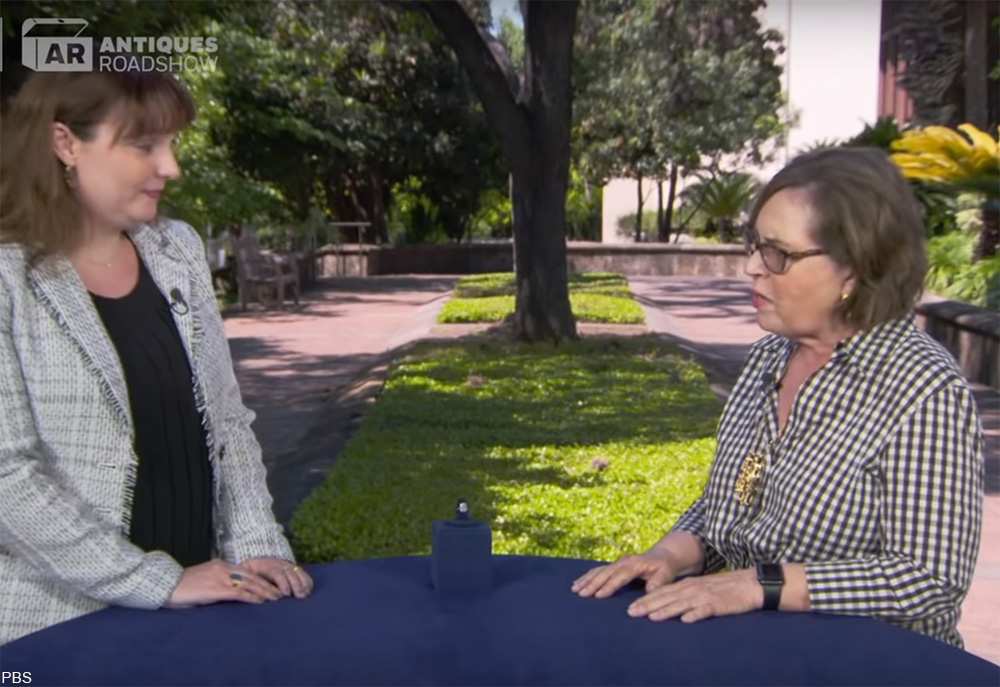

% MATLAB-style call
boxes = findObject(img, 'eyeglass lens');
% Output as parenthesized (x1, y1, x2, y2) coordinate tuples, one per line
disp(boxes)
(743, 229, 787, 273)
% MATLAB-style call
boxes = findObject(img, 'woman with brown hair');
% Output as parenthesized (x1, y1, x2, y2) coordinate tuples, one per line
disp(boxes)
(0, 69, 312, 645)
(573, 147, 984, 649)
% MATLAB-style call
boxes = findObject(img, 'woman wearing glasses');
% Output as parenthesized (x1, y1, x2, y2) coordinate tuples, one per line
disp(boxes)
(573, 147, 983, 649)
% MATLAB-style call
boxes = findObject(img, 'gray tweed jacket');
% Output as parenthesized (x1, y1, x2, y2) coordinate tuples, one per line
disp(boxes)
(0, 219, 293, 645)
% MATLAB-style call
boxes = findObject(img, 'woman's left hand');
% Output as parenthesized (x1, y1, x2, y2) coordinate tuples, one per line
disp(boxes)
(626, 568, 763, 623)
(239, 557, 314, 599)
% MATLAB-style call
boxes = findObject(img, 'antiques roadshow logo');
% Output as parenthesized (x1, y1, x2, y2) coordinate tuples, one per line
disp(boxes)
(19, 18, 218, 73)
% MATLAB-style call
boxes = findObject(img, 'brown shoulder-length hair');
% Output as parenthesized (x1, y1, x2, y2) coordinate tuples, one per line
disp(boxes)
(748, 146, 928, 331)
(0, 69, 195, 259)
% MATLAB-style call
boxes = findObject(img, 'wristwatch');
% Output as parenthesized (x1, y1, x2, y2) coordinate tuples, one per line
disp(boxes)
(755, 562, 784, 611)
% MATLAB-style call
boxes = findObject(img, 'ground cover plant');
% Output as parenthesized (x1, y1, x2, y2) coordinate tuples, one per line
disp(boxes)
(291, 335, 722, 563)
(437, 272, 646, 324)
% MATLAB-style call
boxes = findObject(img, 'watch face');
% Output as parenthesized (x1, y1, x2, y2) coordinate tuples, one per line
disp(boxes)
(757, 563, 784, 584)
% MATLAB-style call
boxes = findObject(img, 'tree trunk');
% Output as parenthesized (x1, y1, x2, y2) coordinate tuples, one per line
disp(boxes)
(974, 203, 999, 260)
(346, 179, 370, 243)
(371, 170, 389, 244)
(656, 180, 665, 242)
(634, 173, 644, 243)
(964, 0, 988, 130)
(422, 0, 579, 342)
(509, 173, 516, 276)
(510, 157, 575, 342)
(665, 163, 679, 241)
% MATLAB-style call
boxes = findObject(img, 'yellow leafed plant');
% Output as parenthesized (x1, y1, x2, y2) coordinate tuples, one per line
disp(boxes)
(891, 124, 999, 258)
(891, 124, 1000, 200)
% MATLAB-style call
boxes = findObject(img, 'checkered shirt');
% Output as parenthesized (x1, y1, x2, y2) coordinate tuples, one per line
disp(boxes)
(671, 315, 984, 648)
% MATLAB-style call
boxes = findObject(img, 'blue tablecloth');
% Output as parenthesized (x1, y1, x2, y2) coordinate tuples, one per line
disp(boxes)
(4, 555, 997, 686)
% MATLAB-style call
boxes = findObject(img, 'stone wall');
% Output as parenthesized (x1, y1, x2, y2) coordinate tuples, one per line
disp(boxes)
(314, 242, 747, 278)
(565, 243, 746, 278)
(312, 242, 998, 389)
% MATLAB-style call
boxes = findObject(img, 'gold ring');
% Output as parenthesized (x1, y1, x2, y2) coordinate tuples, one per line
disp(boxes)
(290, 565, 301, 572)
(229, 572, 243, 588)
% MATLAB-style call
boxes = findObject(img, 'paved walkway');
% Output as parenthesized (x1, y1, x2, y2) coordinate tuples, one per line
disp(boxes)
(223, 275, 999, 665)
(223, 276, 456, 526)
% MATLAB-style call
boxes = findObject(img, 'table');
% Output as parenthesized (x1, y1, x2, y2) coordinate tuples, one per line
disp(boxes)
(4, 556, 997, 686)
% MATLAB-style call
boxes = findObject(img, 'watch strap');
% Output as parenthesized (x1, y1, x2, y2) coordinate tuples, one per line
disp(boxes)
(756, 562, 783, 611)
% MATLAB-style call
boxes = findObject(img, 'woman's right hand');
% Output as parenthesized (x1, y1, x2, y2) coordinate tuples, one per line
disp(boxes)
(165, 558, 284, 608)
(571, 548, 678, 599)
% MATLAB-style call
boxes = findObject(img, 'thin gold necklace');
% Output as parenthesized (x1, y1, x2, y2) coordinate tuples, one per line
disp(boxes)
(78, 236, 125, 268)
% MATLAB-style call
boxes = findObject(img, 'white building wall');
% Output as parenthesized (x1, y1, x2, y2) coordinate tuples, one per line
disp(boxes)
(601, 0, 884, 243)
(601, 178, 664, 243)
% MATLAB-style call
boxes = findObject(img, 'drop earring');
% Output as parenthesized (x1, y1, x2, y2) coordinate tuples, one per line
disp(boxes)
(63, 164, 77, 189)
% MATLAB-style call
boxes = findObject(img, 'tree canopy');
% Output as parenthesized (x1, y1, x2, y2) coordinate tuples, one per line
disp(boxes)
(572, 0, 786, 239)
(2, 0, 506, 244)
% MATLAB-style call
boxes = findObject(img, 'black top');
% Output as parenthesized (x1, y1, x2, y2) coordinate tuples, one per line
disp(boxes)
(91, 259, 213, 567)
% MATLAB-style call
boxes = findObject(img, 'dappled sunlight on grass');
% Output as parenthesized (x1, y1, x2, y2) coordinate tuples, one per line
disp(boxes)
(438, 272, 645, 324)
(290, 336, 722, 563)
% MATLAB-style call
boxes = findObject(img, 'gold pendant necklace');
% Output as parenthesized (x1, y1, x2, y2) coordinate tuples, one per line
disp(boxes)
(733, 363, 784, 507)
(734, 450, 766, 506)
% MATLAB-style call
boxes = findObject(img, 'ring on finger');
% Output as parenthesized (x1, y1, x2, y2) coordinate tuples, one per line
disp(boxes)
(229, 572, 244, 588)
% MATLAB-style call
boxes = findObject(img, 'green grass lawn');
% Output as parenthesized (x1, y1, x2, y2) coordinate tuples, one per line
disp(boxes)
(437, 272, 646, 324)
(290, 335, 722, 564)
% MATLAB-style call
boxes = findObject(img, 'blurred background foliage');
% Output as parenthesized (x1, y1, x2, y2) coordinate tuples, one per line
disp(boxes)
(2, 1, 995, 308)
(1, 0, 783, 250)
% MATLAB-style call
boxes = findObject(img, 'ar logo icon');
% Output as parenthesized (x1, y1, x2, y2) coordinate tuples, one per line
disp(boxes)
(22, 18, 93, 72)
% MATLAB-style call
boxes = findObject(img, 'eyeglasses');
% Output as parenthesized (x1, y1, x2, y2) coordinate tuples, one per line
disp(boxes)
(742, 226, 826, 275)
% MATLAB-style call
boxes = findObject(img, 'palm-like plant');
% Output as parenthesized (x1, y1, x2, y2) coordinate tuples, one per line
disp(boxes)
(845, 116, 903, 151)
(891, 124, 1000, 258)
(681, 172, 760, 242)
